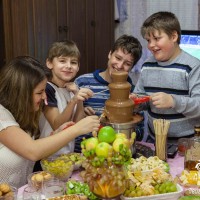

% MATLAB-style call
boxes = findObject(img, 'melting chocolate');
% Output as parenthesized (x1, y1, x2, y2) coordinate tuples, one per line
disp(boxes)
(104, 71, 134, 123)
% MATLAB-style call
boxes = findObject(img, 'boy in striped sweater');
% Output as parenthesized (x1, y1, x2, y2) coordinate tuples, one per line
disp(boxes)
(134, 11, 200, 143)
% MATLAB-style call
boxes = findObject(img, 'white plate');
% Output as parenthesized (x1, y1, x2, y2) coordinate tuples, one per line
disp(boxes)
(120, 184, 183, 200)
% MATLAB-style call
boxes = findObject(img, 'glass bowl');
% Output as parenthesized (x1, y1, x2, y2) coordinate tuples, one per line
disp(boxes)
(80, 162, 127, 199)
(27, 171, 54, 190)
(58, 153, 85, 170)
(40, 157, 74, 181)
(0, 184, 18, 200)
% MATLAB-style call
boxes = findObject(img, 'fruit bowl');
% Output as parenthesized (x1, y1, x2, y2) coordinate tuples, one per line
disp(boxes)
(27, 171, 53, 190)
(57, 153, 85, 170)
(80, 126, 134, 199)
(80, 162, 127, 199)
(0, 184, 18, 200)
(40, 156, 74, 181)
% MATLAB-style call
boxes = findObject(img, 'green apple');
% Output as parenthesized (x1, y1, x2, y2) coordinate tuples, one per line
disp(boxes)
(95, 142, 112, 158)
(85, 137, 99, 151)
(112, 138, 130, 152)
(98, 126, 116, 143)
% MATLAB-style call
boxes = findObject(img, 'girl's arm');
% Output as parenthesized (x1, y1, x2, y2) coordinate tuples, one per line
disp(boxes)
(0, 116, 100, 161)
(44, 85, 93, 130)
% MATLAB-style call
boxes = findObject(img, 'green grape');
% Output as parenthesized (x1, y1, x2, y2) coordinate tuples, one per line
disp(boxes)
(154, 189, 159, 194)
(136, 190, 143, 197)
(169, 184, 177, 192)
(124, 189, 130, 197)
(154, 184, 159, 190)
(129, 190, 136, 197)
(158, 184, 165, 194)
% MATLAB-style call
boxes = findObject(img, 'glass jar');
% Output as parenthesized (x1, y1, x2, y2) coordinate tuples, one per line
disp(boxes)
(185, 137, 200, 171)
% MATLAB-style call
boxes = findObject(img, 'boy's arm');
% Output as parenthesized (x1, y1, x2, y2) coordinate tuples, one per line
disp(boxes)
(43, 99, 77, 130)
(73, 101, 86, 122)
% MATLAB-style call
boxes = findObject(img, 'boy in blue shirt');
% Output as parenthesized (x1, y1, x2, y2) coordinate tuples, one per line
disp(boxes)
(75, 34, 144, 152)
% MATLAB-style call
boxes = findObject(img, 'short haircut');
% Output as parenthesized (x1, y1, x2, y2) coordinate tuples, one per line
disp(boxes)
(141, 11, 181, 44)
(111, 34, 142, 66)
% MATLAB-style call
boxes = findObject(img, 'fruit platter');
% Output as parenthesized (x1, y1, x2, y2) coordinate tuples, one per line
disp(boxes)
(21, 125, 184, 200)
(175, 170, 200, 196)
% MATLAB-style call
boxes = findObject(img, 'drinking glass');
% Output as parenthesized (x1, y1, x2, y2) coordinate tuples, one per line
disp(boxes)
(23, 186, 41, 200)
(42, 178, 65, 198)
(177, 138, 188, 156)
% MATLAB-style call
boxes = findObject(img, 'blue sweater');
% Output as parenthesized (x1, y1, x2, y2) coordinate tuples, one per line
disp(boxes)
(74, 69, 144, 152)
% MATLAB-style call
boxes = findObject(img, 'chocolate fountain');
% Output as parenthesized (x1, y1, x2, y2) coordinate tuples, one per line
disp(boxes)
(101, 71, 142, 154)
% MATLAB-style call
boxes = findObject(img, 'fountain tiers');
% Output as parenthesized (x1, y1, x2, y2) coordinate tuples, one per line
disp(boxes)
(101, 71, 143, 147)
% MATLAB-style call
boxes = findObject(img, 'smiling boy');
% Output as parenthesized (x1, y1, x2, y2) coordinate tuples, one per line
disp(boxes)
(134, 11, 200, 143)
(39, 40, 94, 156)
(74, 34, 144, 152)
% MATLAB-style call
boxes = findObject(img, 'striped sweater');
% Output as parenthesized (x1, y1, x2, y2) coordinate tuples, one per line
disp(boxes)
(134, 50, 200, 138)
(74, 69, 144, 152)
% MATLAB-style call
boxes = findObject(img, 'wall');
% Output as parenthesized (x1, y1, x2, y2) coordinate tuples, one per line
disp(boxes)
(115, 0, 200, 72)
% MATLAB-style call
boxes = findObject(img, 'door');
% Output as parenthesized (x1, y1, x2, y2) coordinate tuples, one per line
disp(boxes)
(2, 0, 114, 75)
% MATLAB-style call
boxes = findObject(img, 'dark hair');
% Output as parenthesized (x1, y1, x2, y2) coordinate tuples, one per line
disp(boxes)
(111, 34, 142, 66)
(141, 11, 181, 44)
(0, 56, 46, 137)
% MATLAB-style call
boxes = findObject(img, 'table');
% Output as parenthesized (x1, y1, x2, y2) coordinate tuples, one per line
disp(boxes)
(17, 142, 185, 199)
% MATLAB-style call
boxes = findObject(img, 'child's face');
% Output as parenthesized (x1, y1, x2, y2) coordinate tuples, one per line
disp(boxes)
(107, 48, 134, 77)
(47, 56, 79, 87)
(145, 30, 179, 62)
(33, 78, 47, 111)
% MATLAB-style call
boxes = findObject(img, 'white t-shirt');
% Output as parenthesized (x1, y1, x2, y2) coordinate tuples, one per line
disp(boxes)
(0, 104, 34, 188)
(39, 82, 76, 156)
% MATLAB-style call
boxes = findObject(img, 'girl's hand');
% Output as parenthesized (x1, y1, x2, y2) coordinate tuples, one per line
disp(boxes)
(51, 121, 75, 135)
(74, 115, 100, 134)
(151, 92, 174, 108)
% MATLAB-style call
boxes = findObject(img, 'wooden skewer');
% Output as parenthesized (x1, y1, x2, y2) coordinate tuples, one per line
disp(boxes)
(153, 119, 170, 160)
(93, 89, 109, 95)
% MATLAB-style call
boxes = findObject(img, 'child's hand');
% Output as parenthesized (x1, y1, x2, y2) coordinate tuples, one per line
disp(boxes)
(72, 88, 94, 102)
(74, 115, 100, 134)
(129, 93, 138, 99)
(84, 106, 96, 116)
(51, 121, 75, 135)
(151, 92, 174, 108)
(65, 82, 79, 94)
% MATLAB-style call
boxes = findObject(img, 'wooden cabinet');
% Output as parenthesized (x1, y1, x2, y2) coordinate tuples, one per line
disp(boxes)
(1, 0, 114, 75)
